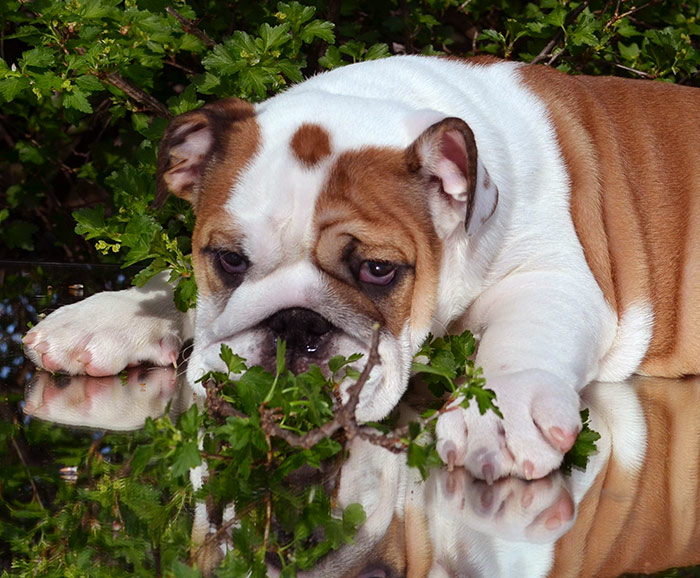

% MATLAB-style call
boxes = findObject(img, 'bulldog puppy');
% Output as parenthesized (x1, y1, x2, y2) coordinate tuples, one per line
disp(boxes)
(24, 55, 700, 482)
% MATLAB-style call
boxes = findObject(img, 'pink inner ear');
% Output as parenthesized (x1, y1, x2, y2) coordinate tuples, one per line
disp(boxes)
(440, 130, 469, 176)
(170, 127, 213, 161)
(164, 127, 213, 195)
(433, 130, 469, 199)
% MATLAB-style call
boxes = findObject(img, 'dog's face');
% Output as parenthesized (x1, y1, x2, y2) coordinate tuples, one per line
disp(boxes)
(157, 92, 496, 420)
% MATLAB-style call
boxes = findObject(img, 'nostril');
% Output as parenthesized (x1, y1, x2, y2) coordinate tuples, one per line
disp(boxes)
(308, 314, 332, 336)
(264, 308, 333, 352)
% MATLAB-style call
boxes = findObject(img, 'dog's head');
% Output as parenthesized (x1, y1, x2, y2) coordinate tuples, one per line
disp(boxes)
(156, 89, 498, 421)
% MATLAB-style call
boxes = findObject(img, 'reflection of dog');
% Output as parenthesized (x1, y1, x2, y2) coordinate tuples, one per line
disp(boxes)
(23, 56, 700, 481)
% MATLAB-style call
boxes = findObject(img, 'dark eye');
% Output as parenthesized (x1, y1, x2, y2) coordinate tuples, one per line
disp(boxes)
(358, 261, 397, 286)
(217, 251, 248, 275)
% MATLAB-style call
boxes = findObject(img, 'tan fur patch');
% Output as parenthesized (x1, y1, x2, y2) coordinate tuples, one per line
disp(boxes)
(314, 147, 442, 337)
(521, 65, 700, 376)
(191, 102, 260, 298)
(290, 123, 332, 167)
(552, 378, 700, 576)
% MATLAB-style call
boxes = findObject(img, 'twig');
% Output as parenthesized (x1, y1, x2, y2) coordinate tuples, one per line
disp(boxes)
(165, 6, 216, 48)
(103, 72, 173, 119)
(530, 0, 591, 65)
(604, 1, 655, 31)
(458, 0, 475, 12)
(205, 380, 248, 421)
(11, 437, 45, 509)
(614, 63, 651, 77)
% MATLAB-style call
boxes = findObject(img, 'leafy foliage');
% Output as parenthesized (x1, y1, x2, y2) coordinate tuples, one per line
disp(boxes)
(2, 0, 700, 272)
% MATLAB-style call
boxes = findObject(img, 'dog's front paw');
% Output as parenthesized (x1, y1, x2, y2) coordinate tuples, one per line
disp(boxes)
(436, 370, 581, 482)
(23, 291, 184, 376)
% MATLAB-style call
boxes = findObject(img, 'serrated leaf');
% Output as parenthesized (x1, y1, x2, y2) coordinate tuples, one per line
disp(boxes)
(63, 87, 93, 113)
(171, 440, 202, 477)
(300, 20, 335, 44)
(218, 343, 247, 375)
(178, 404, 200, 437)
(75, 74, 103, 93)
(20, 46, 55, 69)
(174, 276, 197, 312)
(364, 43, 390, 60)
(0, 76, 29, 102)
(561, 409, 601, 474)
(130, 444, 155, 475)
(259, 22, 291, 52)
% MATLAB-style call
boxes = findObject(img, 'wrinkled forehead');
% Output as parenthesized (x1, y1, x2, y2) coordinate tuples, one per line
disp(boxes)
(209, 93, 420, 262)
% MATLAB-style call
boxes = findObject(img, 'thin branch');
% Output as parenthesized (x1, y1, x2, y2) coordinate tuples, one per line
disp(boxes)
(604, 1, 656, 31)
(614, 62, 651, 77)
(205, 380, 248, 421)
(530, 0, 591, 65)
(11, 437, 45, 509)
(166, 6, 216, 48)
(103, 72, 173, 119)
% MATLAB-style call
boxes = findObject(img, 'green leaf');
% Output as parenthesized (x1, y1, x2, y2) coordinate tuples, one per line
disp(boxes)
(618, 42, 641, 61)
(178, 404, 200, 437)
(171, 440, 202, 477)
(174, 276, 197, 312)
(220, 344, 248, 375)
(301, 20, 335, 44)
(63, 87, 93, 113)
(20, 46, 55, 69)
(561, 409, 601, 474)
(0, 76, 30, 102)
(172, 560, 203, 578)
(544, 4, 567, 29)
(75, 74, 103, 93)
(341, 503, 366, 528)
(130, 444, 155, 475)
(259, 22, 291, 52)
(364, 43, 390, 60)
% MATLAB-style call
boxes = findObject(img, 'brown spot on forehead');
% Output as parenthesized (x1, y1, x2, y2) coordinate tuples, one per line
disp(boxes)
(290, 123, 332, 167)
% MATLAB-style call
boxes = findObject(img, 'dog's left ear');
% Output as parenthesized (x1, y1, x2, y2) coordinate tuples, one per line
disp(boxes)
(406, 117, 498, 239)
(155, 98, 256, 208)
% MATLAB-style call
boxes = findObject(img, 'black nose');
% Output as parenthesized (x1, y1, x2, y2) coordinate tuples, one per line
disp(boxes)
(264, 308, 333, 354)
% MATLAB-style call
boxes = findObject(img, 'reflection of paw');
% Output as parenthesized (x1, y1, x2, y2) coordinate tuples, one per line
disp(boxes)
(23, 287, 185, 376)
(436, 370, 581, 481)
(23, 366, 178, 430)
(430, 468, 575, 542)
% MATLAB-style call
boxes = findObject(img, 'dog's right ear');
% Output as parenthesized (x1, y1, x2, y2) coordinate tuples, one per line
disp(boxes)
(155, 98, 256, 208)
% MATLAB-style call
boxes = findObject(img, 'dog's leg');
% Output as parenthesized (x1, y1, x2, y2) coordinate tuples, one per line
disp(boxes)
(23, 272, 194, 376)
(436, 269, 614, 482)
